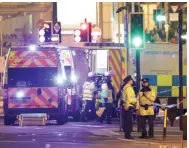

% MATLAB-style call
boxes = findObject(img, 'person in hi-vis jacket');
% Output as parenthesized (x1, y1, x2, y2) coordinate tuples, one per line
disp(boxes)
(122, 75, 137, 139)
(136, 78, 156, 138)
(98, 71, 115, 124)
(80, 72, 96, 122)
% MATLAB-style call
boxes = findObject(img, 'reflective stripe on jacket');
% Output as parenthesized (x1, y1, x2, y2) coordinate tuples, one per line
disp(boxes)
(82, 81, 95, 101)
(136, 90, 156, 116)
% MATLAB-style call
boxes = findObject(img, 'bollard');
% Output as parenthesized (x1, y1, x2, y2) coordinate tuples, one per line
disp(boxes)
(163, 108, 168, 140)
(18, 115, 23, 126)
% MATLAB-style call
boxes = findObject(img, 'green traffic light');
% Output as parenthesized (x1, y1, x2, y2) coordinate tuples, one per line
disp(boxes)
(156, 15, 166, 21)
(132, 37, 142, 48)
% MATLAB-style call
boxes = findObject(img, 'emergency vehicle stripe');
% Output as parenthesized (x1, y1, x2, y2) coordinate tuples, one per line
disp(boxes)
(8, 51, 27, 66)
(112, 50, 122, 88)
(121, 48, 127, 80)
(40, 51, 57, 66)
(8, 88, 58, 108)
(109, 50, 122, 93)
(109, 56, 120, 92)
(9, 51, 57, 68)
(43, 88, 58, 102)
(42, 90, 58, 107)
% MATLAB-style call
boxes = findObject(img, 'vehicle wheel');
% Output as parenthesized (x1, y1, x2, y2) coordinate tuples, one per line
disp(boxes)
(4, 115, 12, 125)
(57, 117, 65, 125)
(73, 110, 80, 122)
(57, 114, 67, 125)
(64, 113, 68, 123)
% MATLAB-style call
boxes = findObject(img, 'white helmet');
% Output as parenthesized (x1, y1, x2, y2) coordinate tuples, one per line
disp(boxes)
(104, 71, 110, 76)
(104, 70, 114, 76)
(88, 72, 95, 77)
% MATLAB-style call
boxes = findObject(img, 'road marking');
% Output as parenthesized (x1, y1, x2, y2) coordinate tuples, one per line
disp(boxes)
(72, 124, 106, 128)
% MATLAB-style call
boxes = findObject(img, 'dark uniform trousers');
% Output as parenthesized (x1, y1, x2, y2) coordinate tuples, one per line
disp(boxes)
(100, 102, 113, 123)
(122, 107, 134, 138)
(140, 115, 154, 137)
(81, 100, 93, 121)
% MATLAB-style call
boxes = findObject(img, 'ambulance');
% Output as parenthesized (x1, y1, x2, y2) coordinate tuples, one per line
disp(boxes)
(3, 45, 68, 125)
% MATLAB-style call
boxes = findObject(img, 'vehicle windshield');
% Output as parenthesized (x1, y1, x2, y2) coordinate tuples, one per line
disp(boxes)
(8, 68, 59, 87)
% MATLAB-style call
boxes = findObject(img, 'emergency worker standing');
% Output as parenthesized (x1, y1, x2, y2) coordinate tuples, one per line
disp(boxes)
(122, 75, 137, 139)
(99, 71, 115, 124)
(80, 72, 96, 122)
(136, 78, 156, 138)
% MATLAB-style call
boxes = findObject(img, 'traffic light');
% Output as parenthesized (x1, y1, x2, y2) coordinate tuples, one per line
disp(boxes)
(129, 13, 145, 49)
(81, 22, 92, 42)
(74, 22, 92, 42)
(153, 9, 162, 22)
(38, 21, 52, 43)
(74, 29, 81, 42)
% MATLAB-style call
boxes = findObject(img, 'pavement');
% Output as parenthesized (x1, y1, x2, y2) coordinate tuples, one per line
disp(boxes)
(0, 118, 187, 148)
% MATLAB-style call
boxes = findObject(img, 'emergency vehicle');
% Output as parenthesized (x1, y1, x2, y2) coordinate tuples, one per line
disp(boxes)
(3, 45, 68, 125)
(128, 43, 187, 112)
(57, 47, 89, 121)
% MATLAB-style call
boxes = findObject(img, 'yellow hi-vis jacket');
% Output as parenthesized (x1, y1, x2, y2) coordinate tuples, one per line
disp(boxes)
(136, 90, 156, 116)
(101, 83, 113, 103)
(82, 81, 96, 101)
(122, 84, 137, 110)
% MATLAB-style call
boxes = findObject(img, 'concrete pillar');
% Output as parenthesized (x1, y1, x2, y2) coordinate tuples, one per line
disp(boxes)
(111, 2, 125, 43)
(97, 2, 113, 42)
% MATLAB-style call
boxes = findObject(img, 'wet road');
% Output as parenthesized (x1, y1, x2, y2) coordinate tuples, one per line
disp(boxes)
(0, 119, 185, 148)
(0, 119, 138, 148)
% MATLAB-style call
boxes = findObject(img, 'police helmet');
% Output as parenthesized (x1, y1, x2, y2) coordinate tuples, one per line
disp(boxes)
(123, 75, 133, 83)
(141, 78, 149, 83)
(88, 72, 95, 77)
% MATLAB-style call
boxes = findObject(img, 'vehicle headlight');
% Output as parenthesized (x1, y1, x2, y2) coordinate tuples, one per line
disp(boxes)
(16, 91, 24, 98)
(71, 74, 77, 83)
(55, 75, 64, 84)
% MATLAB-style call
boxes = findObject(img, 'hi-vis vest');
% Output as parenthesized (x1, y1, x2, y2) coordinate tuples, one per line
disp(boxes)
(82, 81, 95, 101)
(100, 83, 113, 103)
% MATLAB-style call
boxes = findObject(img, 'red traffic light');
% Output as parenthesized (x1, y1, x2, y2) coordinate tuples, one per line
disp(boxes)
(74, 29, 81, 36)
(81, 23, 87, 30)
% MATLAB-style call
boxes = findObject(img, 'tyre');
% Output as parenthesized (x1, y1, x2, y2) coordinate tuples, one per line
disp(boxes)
(4, 115, 15, 125)
(57, 118, 65, 125)
(56, 114, 68, 125)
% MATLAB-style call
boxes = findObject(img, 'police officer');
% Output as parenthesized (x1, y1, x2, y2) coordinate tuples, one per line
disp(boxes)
(80, 72, 96, 122)
(122, 75, 137, 139)
(99, 71, 115, 124)
(136, 78, 156, 138)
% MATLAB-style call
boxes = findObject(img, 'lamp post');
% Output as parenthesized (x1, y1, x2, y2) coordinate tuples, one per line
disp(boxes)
(178, 9, 183, 131)
(0, 16, 3, 88)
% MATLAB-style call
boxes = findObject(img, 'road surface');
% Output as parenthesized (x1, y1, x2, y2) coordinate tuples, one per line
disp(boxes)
(0, 118, 186, 148)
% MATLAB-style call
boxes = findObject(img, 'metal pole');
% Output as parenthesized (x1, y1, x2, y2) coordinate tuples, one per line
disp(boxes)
(0, 17, 3, 88)
(178, 9, 183, 131)
(118, 2, 121, 43)
(52, 2, 57, 23)
(136, 49, 141, 132)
